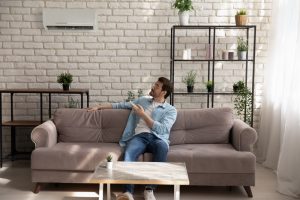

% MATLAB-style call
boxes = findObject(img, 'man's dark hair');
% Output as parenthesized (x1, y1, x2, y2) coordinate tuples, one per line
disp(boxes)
(158, 77, 173, 99)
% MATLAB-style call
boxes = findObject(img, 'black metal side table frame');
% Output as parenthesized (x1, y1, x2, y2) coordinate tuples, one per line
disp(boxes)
(0, 88, 89, 168)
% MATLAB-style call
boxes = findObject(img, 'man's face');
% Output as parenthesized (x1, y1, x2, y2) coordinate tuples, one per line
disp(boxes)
(149, 81, 165, 98)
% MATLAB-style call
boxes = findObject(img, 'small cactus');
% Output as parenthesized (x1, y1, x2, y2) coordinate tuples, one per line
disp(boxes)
(106, 155, 113, 162)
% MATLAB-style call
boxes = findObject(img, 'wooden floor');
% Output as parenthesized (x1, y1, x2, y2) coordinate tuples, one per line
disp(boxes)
(0, 160, 296, 200)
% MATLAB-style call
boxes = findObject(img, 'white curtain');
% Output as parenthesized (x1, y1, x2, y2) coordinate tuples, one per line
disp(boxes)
(255, 0, 300, 198)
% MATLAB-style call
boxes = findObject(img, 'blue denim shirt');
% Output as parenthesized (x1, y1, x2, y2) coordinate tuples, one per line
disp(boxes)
(112, 96, 177, 148)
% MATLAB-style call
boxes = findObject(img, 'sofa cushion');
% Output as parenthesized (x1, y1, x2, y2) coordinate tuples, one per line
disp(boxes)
(101, 109, 130, 143)
(31, 143, 123, 171)
(165, 144, 255, 174)
(170, 107, 233, 145)
(54, 109, 102, 143)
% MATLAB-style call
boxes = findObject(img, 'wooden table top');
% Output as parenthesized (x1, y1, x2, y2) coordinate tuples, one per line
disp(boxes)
(0, 88, 89, 93)
(90, 162, 190, 185)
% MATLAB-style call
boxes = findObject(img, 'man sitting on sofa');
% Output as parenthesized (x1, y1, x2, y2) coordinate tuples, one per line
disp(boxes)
(88, 77, 177, 200)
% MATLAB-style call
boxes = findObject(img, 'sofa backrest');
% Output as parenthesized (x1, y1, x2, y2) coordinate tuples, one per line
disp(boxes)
(53, 107, 233, 144)
(169, 107, 233, 145)
(100, 109, 130, 143)
(54, 108, 102, 143)
(53, 108, 130, 143)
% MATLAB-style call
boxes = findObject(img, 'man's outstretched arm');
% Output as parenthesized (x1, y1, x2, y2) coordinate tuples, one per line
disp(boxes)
(87, 103, 112, 111)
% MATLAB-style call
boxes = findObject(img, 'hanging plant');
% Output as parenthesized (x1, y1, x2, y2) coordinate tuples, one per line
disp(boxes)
(233, 81, 252, 125)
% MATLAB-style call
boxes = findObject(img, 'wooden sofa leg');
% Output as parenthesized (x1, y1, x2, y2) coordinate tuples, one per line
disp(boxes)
(33, 183, 42, 194)
(243, 186, 253, 198)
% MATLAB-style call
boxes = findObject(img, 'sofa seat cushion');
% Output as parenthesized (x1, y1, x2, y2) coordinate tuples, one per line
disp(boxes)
(165, 144, 255, 174)
(31, 143, 122, 171)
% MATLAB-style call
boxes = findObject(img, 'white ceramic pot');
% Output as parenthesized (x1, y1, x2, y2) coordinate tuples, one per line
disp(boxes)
(179, 11, 189, 26)
(106, 161, 113, 170)
(238, 51, 247, 60)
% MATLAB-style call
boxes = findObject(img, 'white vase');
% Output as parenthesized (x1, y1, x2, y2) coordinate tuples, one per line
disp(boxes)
(238, 51, 247, 60)
(106, 161, 113, 170)
(179, 11, 189, 26)
(183, 48, 191, 60)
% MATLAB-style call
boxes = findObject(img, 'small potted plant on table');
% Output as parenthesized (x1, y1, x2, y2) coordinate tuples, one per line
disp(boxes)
(235, 9, 247, 26)
(106, 155, 113, 170)
(182, 70, 196, 93)
(57, 72, 73, 91)
(173, 0, 194, 25)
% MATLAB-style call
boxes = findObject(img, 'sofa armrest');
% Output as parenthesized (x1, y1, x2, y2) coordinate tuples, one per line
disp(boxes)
(31, 120, 57, 148)
(231, 119, 257, 151)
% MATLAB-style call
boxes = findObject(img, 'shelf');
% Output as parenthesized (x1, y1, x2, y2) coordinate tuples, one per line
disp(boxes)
(173, 59, 254, 62)
(173, 92, 208, 95)
(214, 92, 236, 95)
(0, 88, 89, 94)
(173, 92, 237, 95)
(170, 25, 256, 127)
(172, 25, 256, 29)
(2, 120, 42, 126)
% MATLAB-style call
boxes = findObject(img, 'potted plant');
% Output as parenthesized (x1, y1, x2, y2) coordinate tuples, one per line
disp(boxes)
(205, 80, 213, 92)
(57, 72, 73, 91)
(235, 9, 247, 26)
(125, 91, 135, 102)
(173, 0, 194, 25)
(233, 80, 245, 93)
(106, 154, 113, 170)
(182, 70, 196, 93)
(125, 89, 144, 102)
(137, 89, 144, 98)
(237, 37, 248, 60)
(65, 97, 79, 108)
(233, 81, 252, 125)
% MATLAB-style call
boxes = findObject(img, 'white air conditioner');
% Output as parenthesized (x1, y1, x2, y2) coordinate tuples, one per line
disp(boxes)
(43, 8, 97, 31)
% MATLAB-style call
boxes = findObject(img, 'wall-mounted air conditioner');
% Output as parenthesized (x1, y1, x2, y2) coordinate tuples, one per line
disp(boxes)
(43, 8, 97, 31)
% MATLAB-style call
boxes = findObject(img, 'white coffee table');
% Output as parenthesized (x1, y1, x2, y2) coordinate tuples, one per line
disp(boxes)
(90, 162, 189, 200)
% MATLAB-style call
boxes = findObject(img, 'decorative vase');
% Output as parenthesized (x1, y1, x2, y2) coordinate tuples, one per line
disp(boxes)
(187, 86, 194, 93)
(237, 51, 247, 60)
(179, 11, 189, 26)
(235, 15, 247, 26)
(228, 51, 234, 60)
(62, 84, 70, 91)
(106, 161, 113, 170)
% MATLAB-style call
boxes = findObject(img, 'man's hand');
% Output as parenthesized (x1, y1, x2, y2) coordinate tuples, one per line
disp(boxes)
(131, 103, 154, 128)
(86, 106, 99, 112)
(131, 103, 145, 117)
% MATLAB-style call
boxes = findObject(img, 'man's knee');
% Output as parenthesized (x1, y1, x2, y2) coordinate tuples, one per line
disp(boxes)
(150, 140, 168, 162)
(154, 140, 168, 152)
(124, 142, 145, 161)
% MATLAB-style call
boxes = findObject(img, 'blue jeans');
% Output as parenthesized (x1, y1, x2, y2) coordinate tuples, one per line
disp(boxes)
(123, 132, 169, 194)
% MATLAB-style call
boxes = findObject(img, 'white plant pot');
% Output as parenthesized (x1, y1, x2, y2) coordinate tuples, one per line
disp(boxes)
(238, 51, 247, 60)
(106, 161, 113, 170)
(179, 11, 189, 26)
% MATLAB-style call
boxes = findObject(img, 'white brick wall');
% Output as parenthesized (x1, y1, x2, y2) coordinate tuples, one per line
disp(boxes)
(0, 0, 271, 158)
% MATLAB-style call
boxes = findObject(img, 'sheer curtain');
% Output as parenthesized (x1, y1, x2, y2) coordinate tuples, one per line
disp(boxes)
(255, 0, 300, 197)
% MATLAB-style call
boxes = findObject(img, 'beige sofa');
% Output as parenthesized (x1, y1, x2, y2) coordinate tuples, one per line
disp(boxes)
(31, 107, 257, 197)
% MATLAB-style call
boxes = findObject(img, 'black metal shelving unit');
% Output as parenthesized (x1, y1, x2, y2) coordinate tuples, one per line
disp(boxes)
(170, 25, 256, 126)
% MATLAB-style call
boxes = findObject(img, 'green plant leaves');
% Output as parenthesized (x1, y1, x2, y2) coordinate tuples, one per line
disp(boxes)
(182, 70, 197, 86)
(57, 72, 73, 84)
(173, 0, 194, 12)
